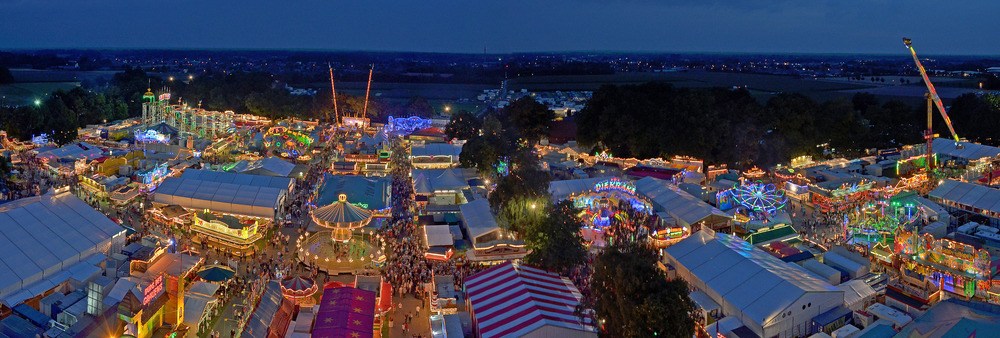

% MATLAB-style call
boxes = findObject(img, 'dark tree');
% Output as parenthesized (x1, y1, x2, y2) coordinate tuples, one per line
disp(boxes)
(945, 93, 1000, 144)
(405, 95, 434, 118)
(0, 65, 13, 84)
(488, 165, 551, 211)
(586, 232, 695, 337)
(460, 114, 510, 178)
(523, 200, 587, 274)
(444, 110, 481, 140)
(503, 96, 554, 145)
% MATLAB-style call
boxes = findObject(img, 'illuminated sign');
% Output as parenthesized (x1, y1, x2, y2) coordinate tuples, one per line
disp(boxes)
(134, 129, 168, 143)
(386, 116, 432, 135)
(594, 177, 635, 195)
(143, 275, 165, 306)
(140, 163, 170, 189)
(830, 181, 876, 198)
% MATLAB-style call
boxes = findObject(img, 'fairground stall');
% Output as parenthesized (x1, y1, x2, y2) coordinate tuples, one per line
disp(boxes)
(893, 230, 999, 305)
(809, 177, 878, 213)
(190, 210, 266, 256)
(843, 198, 923, 247)
(550, 176, 732, 246)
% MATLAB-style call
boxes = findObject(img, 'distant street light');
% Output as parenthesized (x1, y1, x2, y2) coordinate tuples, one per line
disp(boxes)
(169, 76, 174, 81)
(34, 99, 41, 106)
(189, 75, 194, 80)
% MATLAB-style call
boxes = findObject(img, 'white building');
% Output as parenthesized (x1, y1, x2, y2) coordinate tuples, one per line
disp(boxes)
(662, 229, 844, 338)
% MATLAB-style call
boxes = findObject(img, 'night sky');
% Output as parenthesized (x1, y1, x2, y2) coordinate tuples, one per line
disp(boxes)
(1, 0, 997, 55)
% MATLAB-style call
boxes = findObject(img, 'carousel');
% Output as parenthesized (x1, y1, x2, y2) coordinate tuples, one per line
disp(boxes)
(280, 275, 319, 306)
(298, 194, 386, 274)
(843, 199, 922, 246)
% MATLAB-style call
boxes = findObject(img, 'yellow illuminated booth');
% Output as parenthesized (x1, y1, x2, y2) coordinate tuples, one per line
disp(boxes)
(96, 151, 144, 176)
(191, 210, 264, 255)
(118, 274, 169, 338)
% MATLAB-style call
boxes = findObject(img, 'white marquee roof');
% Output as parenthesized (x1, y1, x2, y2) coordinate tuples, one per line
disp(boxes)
(929, 179, 1000, 215)
(634, 177, 731, 226)
(933, 138, 1000, 161)
(663, 230, 840, 326)
(180, 169, 293, 191)
(459, 199, 499, 241)
(424, 225, 454, 247)
(241, 157, 296, 177)
(153, 176, 285, 218)
(0, 192, 124, 300)
(836, 280, 875, 308)
(413, 168, 474, 194)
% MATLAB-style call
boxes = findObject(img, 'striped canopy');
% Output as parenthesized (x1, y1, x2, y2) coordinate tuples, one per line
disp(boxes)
(465, 262, 596, 338)
(312, 193, 373, 228)
(312, 193, 373, 242)
(280, 276, 318, 299)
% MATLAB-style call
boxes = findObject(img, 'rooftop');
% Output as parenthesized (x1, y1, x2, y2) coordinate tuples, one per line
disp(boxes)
(663, 229, 840, 325)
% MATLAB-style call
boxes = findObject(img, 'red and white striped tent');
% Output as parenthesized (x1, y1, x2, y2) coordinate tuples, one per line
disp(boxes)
(464, 262, 596, 338)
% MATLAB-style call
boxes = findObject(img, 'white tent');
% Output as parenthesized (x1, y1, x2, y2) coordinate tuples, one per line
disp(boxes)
(663, 229, 843, 338)
(836, 280, 875, 311)
(424, 225, 454, 247)
(0, 192, 125, 306)
(154, 176, 285, 219)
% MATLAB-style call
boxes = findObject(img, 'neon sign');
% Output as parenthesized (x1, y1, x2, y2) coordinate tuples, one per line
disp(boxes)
(594, 177, 635, 195)
(134, 129, 168, 143)
(143, 275, 164, 305)
(386, 116, 432, 136)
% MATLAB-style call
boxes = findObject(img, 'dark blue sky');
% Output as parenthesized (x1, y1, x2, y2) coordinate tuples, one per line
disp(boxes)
(1, 0, 997, 55)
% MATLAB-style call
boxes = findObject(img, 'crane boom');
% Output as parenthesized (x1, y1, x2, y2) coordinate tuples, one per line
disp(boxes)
(904, 38, 960, 142)
(329, 63, 339, 126)
(363, 65, 373, 119)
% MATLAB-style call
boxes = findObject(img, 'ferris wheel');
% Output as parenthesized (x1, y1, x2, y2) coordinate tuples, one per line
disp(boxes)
(731, 181, 788, 220)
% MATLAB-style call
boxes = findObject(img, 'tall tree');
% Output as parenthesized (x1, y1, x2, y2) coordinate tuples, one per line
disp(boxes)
(503, 96, 554, 145)
(0, 65, 13, 84)
(586, 218, 696, 337)
(444, 110, 481, 140)
(523, 200, 587, 274)
(405, 95, 434, 118)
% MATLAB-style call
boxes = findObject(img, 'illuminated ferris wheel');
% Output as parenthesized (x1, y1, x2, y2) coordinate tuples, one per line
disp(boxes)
(731, 181, 788, 220)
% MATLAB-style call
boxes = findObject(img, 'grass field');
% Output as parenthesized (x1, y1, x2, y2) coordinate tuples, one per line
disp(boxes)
(9, 68, 119, 83)
(303, 81, 494, 101)
(0, 82, 81, 106)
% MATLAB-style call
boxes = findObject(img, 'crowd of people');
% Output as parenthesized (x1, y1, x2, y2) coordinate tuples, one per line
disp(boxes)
(0, 149, 72, 200)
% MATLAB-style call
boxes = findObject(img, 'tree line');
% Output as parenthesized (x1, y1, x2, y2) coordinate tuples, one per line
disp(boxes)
(0, 67, 445, 145)
(576, 82, 1000, 168)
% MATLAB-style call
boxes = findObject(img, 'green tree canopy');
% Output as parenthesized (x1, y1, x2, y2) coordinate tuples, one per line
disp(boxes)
(405, 95, 434, 118)
(523, 200, 587, 274)
(444, 110, 481, 140)
(503, 96, 554, 145)
(585, 215, 696, 337)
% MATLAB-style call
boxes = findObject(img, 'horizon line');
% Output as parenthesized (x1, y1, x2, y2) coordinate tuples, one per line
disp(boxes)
(3, 47, 1000, 58)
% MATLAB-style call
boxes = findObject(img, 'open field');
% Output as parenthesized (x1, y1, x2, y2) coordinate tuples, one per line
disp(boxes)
(0, 82, 80, 106)
(8, 69, 120, 83)
(506, 70, 877, 93)
(303, 81, 494, 101)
